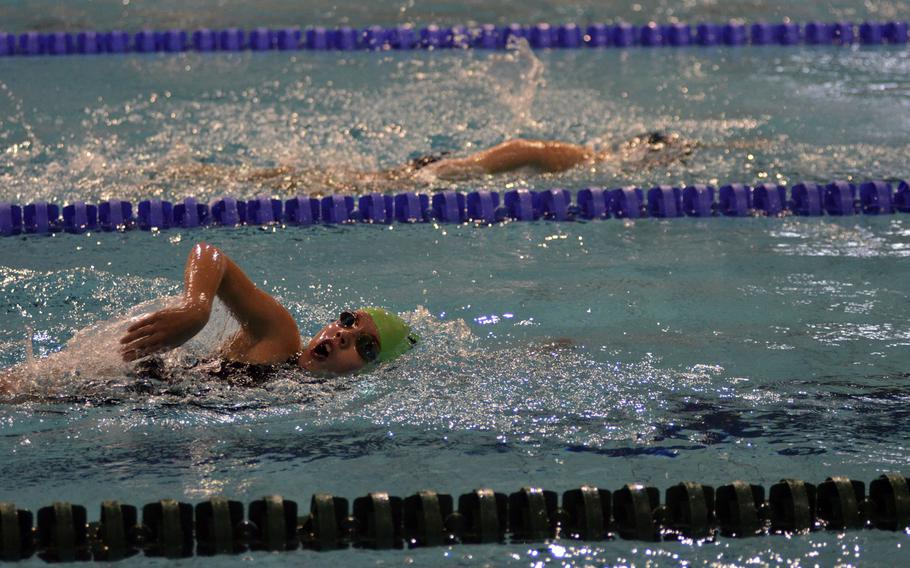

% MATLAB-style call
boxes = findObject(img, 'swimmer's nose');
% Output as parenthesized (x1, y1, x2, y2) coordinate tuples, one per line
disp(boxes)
(335, 329, 353, 348)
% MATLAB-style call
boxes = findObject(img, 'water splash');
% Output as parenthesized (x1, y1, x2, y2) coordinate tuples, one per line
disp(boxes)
(23, 326, 34, 370)
(0, 80, 41, 164)
(464, 38, 547, 134)
(4, 44, 910, 202)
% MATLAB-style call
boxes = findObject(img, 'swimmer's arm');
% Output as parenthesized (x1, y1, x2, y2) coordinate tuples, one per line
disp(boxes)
(119, 243, 301, 362)
(0, 369, 13, 396)
(165, 162, 297, 184)
(427, 139, 592, 179)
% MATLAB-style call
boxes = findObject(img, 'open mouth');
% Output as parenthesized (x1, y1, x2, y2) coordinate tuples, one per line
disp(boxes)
(312, 339, 333, 360)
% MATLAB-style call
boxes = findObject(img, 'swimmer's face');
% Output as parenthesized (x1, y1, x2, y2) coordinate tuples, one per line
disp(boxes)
(297, 310, 381, 375)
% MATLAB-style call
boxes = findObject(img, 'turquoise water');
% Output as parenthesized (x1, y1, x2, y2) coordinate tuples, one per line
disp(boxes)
(1, 221, 909, 565)
(2, 1, 910, 566)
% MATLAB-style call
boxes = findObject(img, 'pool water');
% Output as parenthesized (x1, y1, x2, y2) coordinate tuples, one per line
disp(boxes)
(2, 1, 910, 566)
(2, 40, 910, 204)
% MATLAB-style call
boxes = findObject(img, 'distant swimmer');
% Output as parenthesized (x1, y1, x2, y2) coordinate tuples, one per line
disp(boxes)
(416, 132, 695, 180)
(164, 132, 695, 194)
(0, 242, 418, 396)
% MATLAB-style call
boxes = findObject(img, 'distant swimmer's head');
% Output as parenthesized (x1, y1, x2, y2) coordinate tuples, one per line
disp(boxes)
(624, 131, 677, 149)
(298, 308, 418, 375)
(408, 152, 451, 171)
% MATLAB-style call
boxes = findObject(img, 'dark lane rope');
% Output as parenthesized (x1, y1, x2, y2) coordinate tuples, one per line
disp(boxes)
(1, 474, 907, 561)
(0, 21, 908, 57)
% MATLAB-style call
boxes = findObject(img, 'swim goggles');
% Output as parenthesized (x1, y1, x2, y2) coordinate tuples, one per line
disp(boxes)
(338, 311, 380, 363)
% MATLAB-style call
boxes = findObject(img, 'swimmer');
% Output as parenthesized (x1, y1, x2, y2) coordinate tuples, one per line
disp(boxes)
(164, 132, 695, 194)
(418, 132, 694, 180)
(0, 242, 418, 396)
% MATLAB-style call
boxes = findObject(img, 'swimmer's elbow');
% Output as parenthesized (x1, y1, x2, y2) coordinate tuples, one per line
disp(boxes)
(192, 242, 225, 260)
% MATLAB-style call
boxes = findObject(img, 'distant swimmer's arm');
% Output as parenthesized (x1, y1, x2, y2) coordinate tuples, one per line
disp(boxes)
(0, 369, 13, 396)
(425, 139, 593, 180)
(119, 243, 301, 363)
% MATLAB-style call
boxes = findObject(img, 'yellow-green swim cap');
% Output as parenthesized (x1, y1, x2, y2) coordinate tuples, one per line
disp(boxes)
(361, 307, 418, 363)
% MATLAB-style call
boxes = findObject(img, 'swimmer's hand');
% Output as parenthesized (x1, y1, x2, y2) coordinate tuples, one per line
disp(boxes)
(119, 304, 209, 362)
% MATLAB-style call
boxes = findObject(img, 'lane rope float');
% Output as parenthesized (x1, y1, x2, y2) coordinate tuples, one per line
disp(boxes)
(0, 179, 907, 236)
(0, 20, 908, 57)
(0, 474, 907, 561)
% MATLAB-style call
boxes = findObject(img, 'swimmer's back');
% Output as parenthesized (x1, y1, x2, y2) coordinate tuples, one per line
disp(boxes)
(133, 354, 299, 388)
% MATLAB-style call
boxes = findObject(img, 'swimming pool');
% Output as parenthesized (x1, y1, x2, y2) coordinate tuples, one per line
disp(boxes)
(2, 1, 910, 566)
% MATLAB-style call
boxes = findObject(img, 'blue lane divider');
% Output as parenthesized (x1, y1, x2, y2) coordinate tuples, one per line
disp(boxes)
(99, 200, 132, 231)
(753, 184, 787, 216)
(137, 199, 172, 230)
(211, 197, 245, 226)
(24, 202, 59, 233)
(791, 182, 824, 216)
(0, 203, 22, 237)
(540, 188, 573, 221)
(358, 192, 394, 224)
(504, 189, 539, 221)
(172, 197, 208, 228)
(1, 20, 909, 57)
(321, 195, 355, 223)
(466, 190, 502, 223)
(577, 188, 608, 219)
(61, 202, 98, 234)
(393, 192, 429, 223)
(825, 181, 857, 216)
(647, 186, 681, 218)
(719, 184, 752, 217)
(1, 180, 907, 236)
(285, 195, 320, 225)
(247, 196, 282, 224)
(682, 185, 715, 217)
(860, 181, 894, 214)
(431, 191, 466, 223)
(612, 187, 645, 218)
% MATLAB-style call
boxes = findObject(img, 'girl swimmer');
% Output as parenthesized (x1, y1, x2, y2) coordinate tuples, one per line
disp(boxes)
(0, 242, 418, 396)
(166, 132, 695, 194)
